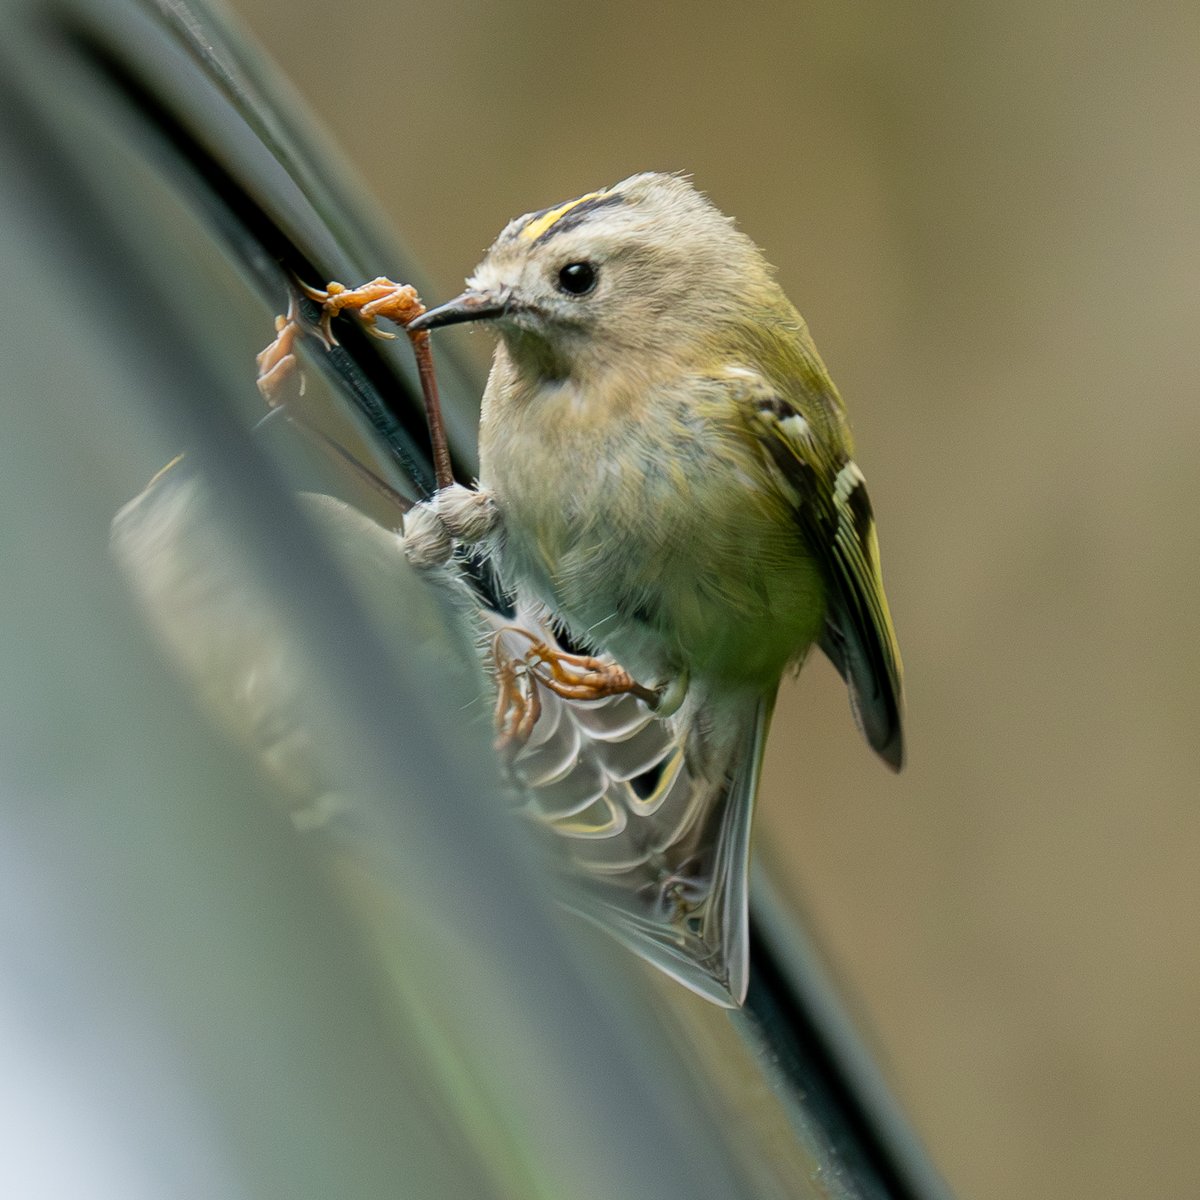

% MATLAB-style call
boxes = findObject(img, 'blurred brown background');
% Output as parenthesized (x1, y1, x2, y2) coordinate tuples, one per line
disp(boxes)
(224, 2, 1200, 1197)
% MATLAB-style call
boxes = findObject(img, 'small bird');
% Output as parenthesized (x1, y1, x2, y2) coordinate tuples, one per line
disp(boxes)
(408, 172, 904, 1002)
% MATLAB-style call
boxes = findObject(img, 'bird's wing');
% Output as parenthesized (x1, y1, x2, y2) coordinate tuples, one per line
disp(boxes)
(736, 368, 906, 770)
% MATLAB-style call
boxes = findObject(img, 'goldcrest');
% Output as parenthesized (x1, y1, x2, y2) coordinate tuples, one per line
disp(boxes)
(407, 173, 905, 1000)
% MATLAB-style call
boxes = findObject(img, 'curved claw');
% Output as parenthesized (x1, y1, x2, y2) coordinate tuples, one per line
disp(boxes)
(295, 277, 332, 303)
(361, 323, 398, 341)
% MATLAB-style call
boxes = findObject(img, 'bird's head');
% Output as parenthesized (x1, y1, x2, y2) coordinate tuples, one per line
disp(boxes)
(408, 172, 776, 382)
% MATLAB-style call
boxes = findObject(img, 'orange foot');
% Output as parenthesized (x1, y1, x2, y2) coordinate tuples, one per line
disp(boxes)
(255, 277, 428, 401)
(492, 633, 542, 759)
(297, 277, 426, 345)
(255, 291, 310, 402)
(506, 627, 659, 707)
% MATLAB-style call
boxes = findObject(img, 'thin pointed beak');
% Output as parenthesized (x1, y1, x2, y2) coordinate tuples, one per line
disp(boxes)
(406, 288, 509, 332)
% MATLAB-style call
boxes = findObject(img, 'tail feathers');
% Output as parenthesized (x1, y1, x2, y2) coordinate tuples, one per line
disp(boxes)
(500, 637, 771, 1008)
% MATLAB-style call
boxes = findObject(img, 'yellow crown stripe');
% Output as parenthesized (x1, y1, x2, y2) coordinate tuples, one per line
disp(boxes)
(519, 190, 608, 241)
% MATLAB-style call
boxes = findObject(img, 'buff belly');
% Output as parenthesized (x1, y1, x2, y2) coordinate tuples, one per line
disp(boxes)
(489, 465, 827, 691)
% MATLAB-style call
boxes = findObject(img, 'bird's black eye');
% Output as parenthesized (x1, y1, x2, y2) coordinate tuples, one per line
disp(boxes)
(556, 261, 597, 295)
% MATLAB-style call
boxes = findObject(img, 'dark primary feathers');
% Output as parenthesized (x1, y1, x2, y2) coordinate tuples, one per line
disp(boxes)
(750, 387, 906, 770)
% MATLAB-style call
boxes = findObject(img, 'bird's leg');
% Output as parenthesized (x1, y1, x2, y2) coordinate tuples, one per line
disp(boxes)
(258, 277, 426, 400)
(502, 627, 660, 707)
(252, 285, 414, 513)
(296, 277, 453, 491)
(255, 275, 466, 521)
(255, 288, 324, 403)
(491, 632, 542, 757)
(296, 277, 423, 343)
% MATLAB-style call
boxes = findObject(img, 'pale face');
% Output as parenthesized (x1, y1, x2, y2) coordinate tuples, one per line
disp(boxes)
(409, 173, 773, 380)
